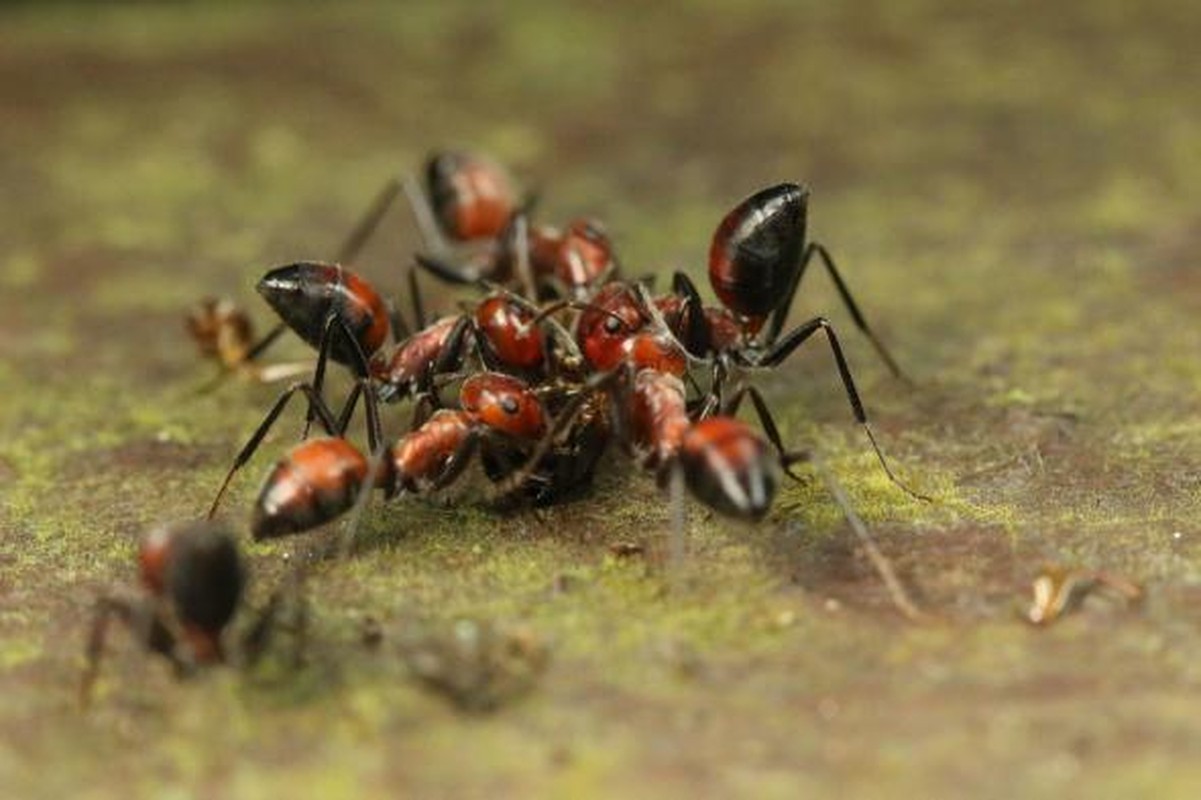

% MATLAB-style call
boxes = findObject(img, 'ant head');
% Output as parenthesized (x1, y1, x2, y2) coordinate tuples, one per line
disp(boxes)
(577, 283, 648, 371)
(474, 295, 545, 370)
(257, 262, 389, 363)
(139, 521, 245, 642)
(708, 183, 809, 320)
(679, 418, 778, 521)
(461, 372, 547, 440)
(425, 151, 517, 242)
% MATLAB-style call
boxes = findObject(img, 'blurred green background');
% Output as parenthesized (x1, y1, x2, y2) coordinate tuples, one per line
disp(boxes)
(2, 1, 1200, 797)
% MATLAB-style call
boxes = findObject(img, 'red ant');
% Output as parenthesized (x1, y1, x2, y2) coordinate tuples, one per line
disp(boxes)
(370, 283, 588, 404)
(335, 149, 617, 300)
(207, 370, 553, 543)
(504, 329, 791, 522)
(414, 214, 619, 301)
(82, 521, 245, 703)
(335, 150, 520, 268)
(572, 184, 927, 500)
(674, 182, 905, 376)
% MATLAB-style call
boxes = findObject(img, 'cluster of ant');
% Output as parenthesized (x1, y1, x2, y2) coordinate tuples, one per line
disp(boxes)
(87, 152, 927, 700)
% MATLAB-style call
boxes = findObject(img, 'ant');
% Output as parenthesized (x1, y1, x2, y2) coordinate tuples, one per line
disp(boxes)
(414, 214, 619, 302)
(82, 521, 245, 703)
(503, 328, 790, 523)
(672, 182, 906, 378)
(207, 368, 554, 543)
(336, 149, 617, 301)
(371, 278, 608, 405)
(186, 297, 311, 388)
(336, 150, 521, 268)
(573, 184, 927, 500)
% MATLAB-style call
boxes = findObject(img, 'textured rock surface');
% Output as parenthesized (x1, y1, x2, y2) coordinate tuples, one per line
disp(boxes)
(1, 2, 1200, 797)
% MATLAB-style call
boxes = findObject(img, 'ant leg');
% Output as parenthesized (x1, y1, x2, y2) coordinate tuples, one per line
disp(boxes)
(401, 173, 449, 255)
(337, 448, 385, 559)
(667, 462, 686, 576)
(750, 317, 930, 502)
(301, 313, 340, 440)
(244, 321, 288, 363)
(336, 177, 404, 265)
(81, 595, 185, 706)
(408, 265, 428, 331)
(208, 382, 342, 520)
(335, 380, 364, 436)
(810, 450, 926, 622)
(413, 253, 486, 286)
(304, 313, 382, 448)
(722, 385, 811, 481)
(240, 589, 282, 667)
(240, 566, 312, 666)
(511, 211, 537, 302)
(192, 322, 291, 396)
(671, 271, 714, 358)
(767, 243, 909, 382)
(388, 299, 411, 343)
(330, 377, 380, 456)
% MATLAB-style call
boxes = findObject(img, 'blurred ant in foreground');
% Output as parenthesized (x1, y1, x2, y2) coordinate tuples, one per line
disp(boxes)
(81, 521, 303, 705)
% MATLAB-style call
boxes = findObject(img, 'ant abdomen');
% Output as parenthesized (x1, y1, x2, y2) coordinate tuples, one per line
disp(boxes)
(252, 437, 370, 541)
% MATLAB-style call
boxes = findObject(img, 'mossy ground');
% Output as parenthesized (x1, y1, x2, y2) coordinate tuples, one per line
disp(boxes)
(2, 1, 1201, 797)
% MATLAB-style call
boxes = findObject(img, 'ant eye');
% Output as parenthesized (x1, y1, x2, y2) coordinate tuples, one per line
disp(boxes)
(603, 317, 622, 334)
(500, 396, 520, 415)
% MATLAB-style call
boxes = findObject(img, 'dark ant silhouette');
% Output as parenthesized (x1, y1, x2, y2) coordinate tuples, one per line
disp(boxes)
(82, 521, 245, 703)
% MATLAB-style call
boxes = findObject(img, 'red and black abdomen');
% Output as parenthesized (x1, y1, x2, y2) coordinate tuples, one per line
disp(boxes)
(138, 521, 245, 662)
(256, 262, 390, 370)
(252, 437, 369, 540)
(425, 151, 517, 242)
(679, 417, 777, 520)
(708, 183, 809, 320)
